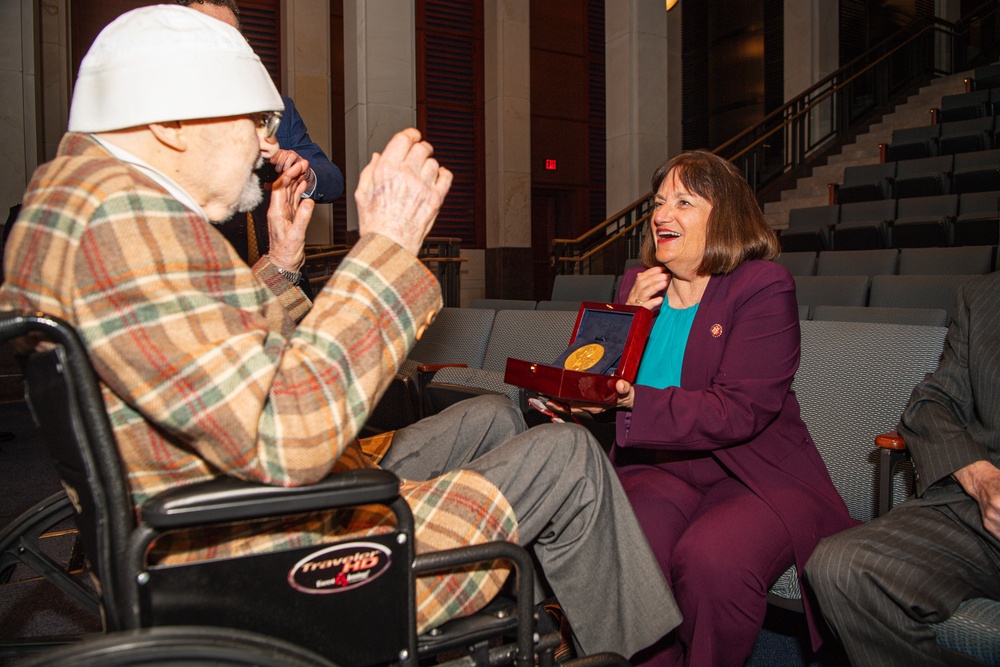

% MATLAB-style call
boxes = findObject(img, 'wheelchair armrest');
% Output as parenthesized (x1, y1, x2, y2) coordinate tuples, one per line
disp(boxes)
(140, 468, 401, 530)
(875, 430, 911, 517)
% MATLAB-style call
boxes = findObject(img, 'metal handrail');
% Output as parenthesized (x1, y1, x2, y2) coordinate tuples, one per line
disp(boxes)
(553, 213, 650, 265)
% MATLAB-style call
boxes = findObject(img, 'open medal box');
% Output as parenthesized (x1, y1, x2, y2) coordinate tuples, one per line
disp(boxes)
(503, 302, 653, 406)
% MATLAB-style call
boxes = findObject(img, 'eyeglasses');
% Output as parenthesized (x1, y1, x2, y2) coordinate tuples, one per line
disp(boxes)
(253, 111, 282, 139)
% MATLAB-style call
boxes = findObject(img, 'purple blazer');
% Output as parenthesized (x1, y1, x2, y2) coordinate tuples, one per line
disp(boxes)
(614, 260, 857, 649)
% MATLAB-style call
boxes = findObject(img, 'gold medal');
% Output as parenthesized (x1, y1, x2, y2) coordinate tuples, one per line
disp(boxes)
(564, 343, 605, 371)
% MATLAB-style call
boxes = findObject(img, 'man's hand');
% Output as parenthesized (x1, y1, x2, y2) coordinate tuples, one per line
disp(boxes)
(954, 460, 1000, 539)
(270, 150, 316, 195)
(355, 128, 453, 257)
(266, 158, 314, 272)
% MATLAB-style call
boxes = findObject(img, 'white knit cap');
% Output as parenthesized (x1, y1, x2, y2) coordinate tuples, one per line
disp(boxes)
(68, 4, 283, 133)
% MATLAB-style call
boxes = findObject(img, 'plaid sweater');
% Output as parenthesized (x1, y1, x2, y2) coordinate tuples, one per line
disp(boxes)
(1, 133, 517, 632)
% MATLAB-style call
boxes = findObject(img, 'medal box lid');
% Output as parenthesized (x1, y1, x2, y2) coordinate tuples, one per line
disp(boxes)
(503, 301, 653, 406)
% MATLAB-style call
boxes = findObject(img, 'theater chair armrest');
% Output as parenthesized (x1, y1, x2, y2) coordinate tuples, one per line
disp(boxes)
(417, 363, 469, 397)
(140, 468, 401, 530)
(876, 430, 911, 517)
(875, 430, 907, 450)
(417, 363, 468, 373)
(423, 382, 500, 417)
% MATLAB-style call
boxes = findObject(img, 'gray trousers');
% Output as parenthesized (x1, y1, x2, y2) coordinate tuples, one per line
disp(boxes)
(804, 495, 1000, 667)
(380, 394, 681, 659)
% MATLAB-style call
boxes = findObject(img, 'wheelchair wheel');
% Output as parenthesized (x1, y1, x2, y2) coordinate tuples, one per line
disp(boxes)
(20, 626, 338, 667)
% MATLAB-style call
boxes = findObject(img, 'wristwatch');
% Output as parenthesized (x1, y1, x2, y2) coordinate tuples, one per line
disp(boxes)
(275, 266, 301, 284)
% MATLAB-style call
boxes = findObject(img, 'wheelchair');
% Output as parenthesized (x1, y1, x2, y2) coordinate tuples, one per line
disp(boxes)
(0, 311, 628, 667)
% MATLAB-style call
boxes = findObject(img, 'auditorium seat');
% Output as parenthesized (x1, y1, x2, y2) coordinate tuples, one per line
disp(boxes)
(811, 305, 949, 327)
(774, 251, 817, 276)
(365, 306, 498, 433)
(815, 249, 897, 276)
(833, 200, 896, 249)
(780, 205, 837, 252)
(893, 155, 953, 199)
(884, 124, 940, 162)
(898, 246, 994, 275)
(793, 275, 871, 309)
(951, 148, 1000, 194)
(469, 298, 537, 310)
(550, 274, 617, 302)
(970, 63, 1000, 90)
(766, 321, 948, 618)
(536, 300, 584, 311)
(938, 116, 994, 155)
(835, 162, 896, 203)
(890, 194, 958, 248)
(424, 309, 579, 411)
(868, 274, 976, 319)
(989, 86, 1000, 117)
(939, 88, 991, 123)
(954, 191, 1000, 246)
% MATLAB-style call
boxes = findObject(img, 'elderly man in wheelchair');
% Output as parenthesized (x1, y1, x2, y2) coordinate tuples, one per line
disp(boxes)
(0, 5, 678, 665)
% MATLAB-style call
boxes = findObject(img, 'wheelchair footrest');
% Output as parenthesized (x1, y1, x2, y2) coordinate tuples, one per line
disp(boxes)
(417, 596, 519, 658)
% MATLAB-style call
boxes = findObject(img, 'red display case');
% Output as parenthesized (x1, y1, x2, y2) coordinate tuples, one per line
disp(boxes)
(503, 302, 653, 406)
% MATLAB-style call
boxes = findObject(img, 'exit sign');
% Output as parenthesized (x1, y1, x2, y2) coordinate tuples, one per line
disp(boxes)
(545, 159, 557, 170)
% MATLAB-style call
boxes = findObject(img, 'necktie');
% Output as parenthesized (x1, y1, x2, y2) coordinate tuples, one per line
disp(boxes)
(246, 212, 260, 264)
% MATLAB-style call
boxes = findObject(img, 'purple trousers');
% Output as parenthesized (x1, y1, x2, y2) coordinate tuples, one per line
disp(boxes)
(617, 455, 793, 667)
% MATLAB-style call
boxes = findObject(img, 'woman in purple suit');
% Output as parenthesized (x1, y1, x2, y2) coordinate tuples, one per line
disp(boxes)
(603, 151, 855, 666)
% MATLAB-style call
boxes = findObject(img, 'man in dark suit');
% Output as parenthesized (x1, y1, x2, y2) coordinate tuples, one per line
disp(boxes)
(180, 0, 345, 297)
(805, 271, 1000, 666)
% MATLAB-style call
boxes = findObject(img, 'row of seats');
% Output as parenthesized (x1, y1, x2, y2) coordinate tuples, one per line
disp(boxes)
(366, 268, 973, 435)
(834, 150, 1000, 203)
(470, 298, 590, 312)
(364, 308, 581, 436)
(793, 273, 975, 320)
(967, 62, 1000, 92)
(798, 304, 948, 327)
(937, 85, 1000, 123)
(882, 115, 1000, 161)
(780, 191, 1000, 250)
(776, 246, 997, 277)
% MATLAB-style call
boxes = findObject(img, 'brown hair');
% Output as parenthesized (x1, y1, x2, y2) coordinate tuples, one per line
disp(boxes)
(175, 0, 241, 30)
(639, 150, 779, 275)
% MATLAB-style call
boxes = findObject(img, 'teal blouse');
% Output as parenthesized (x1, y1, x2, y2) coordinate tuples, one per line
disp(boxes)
(634, 304, 699, 390)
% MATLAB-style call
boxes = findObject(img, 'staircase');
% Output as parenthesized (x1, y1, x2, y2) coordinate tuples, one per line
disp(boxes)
(763, 71, 970, 230)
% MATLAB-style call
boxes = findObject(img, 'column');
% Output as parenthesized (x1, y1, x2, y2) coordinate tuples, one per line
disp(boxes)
(284, 0, 334, 245)
(784, 0, 838, 137)
(935, 0, 960, 74)
(604, 0, 679, 215)
(483, 0, 531, 298)
(343, 0, 417, 239)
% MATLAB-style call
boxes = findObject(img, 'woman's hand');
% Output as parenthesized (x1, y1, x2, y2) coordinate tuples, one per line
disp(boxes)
(613, 378, 635, 410)
(626, 266, 669, 310)
(535, 378, 635, 419)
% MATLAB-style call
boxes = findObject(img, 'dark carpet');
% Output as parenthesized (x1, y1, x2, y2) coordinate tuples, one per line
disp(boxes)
(0, 400, 102, 664)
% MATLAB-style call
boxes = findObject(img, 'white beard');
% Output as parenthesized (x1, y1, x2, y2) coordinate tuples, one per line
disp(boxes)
(212, 157, 265, 223)
(234, 172, 264, 214)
